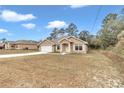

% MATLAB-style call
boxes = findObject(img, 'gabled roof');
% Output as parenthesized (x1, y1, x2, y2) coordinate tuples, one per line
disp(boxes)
(6, 41, 16, 44)
(6, 40, 38, 45)
(39, 36, 88, 46)
(59, 36, 88, 44)
(38, 39, 55, 46)
(69, 36, 88, 44)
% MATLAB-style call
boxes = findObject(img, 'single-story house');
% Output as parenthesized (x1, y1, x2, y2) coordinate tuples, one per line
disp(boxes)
(5, 41, 16, 49)
(5, 41, 38, 50)
(39, 36, 88, 53)
(0, 43, 5, 49)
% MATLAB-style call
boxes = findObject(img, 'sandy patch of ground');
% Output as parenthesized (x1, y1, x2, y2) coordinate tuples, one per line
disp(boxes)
(0, 51, 124, 88)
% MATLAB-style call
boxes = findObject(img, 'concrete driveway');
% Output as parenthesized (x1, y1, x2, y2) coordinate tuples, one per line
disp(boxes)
(0, 52, 48, 58)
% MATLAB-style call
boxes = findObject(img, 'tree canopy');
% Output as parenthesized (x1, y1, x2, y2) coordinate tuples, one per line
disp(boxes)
(46, 8, 124, 50)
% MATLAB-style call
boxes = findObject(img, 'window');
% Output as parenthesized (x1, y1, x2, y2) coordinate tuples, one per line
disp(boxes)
(75, 45, 83, 51)
(11, 45, 14, 47)
(79, 46, 82, 50)
(57, 45, 60, 50)
(75, 45, 78, 50)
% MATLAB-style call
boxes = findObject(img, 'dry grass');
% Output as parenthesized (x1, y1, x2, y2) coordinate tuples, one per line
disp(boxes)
(0, 49, 38, 54)
(0, 50, 124, 88)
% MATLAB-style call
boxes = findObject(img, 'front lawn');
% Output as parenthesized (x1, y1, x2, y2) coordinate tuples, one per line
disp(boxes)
(0, 50, 124, 88)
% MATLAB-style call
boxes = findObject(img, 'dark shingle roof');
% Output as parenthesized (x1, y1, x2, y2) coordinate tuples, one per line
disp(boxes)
(6, 40, 39, 45)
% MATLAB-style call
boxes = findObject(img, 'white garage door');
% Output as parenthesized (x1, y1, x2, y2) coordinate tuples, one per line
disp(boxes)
(41, 46, 52, 53)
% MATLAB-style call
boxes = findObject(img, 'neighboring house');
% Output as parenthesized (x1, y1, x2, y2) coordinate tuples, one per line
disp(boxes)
(5, 41, 38, 50)
(0, 41, 5, 49)
(0, 43, 5, 49)
(5, 41, 16, 49)
(39, 36, 88, 53)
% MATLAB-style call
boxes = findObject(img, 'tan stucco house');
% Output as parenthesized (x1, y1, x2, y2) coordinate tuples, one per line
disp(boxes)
(5, 41, 38, 50)
(39, 36, 88, 53)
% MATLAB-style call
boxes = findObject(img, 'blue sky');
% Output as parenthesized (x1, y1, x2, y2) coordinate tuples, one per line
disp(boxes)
(0, 5, 124, 41)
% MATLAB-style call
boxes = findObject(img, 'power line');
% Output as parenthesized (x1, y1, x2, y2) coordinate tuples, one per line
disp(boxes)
(90, 6, 102, 34)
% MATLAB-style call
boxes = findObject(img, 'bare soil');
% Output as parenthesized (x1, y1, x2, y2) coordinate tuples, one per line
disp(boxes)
(0, 50, 124, 88)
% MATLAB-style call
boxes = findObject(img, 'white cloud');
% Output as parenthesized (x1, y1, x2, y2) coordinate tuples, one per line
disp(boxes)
(46, 20, 67, 29)
(0, 28, 13, 36)
(22, 23, 36, 29)
(70, 5, 87, 9)
(0, 28, 8, 33)
(0, 10, 36, 22)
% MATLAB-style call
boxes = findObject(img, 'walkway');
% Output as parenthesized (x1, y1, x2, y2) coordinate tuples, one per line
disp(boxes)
(0, 52, 48, 58)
